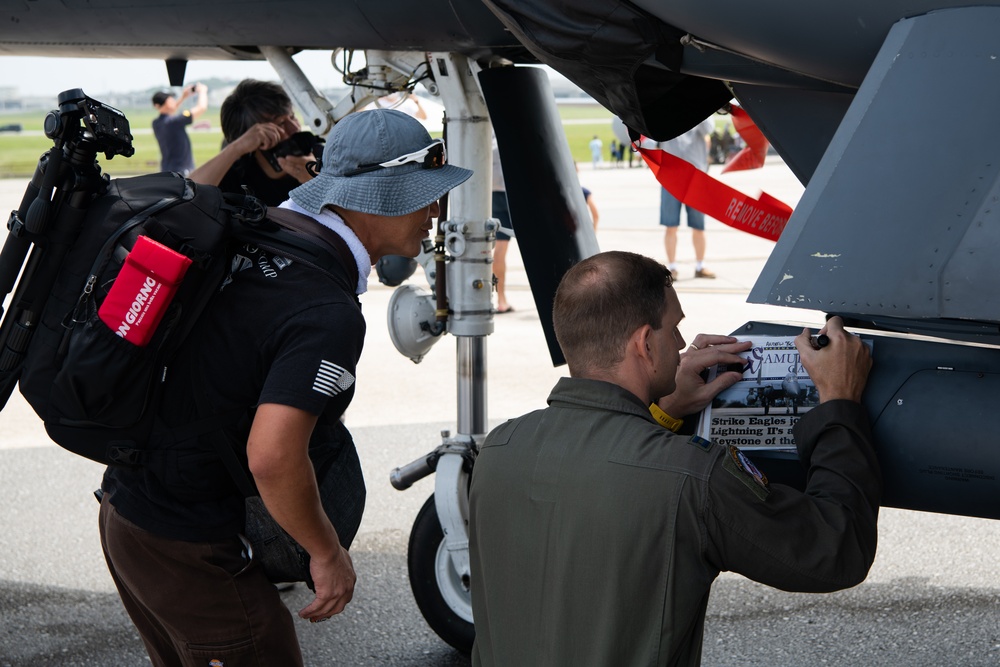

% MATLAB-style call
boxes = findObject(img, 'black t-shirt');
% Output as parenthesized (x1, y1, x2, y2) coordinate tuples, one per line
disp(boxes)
(218, 153, 300, 207)
(103, 240, 364, 541)
(151, 112, 194, 173)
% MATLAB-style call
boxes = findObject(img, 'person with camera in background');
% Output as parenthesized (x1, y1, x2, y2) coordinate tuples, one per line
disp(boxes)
(190, 79, 320, 205)
(151, 82, 208, 176)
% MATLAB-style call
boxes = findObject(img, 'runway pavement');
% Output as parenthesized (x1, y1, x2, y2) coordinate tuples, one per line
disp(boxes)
(1, 161, 998, 666)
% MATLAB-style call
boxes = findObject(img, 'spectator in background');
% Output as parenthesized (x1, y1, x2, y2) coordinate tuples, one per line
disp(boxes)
(189, 79, 315, 205)
(583, 187, 600, 230)
(650, 117, 717, 280)
(575, 163, 600, 231)
(151, 83, 208, 176)
(491, 142, 515, 314)
(609, 139, 624, 168)
(589, 135, 603, 169)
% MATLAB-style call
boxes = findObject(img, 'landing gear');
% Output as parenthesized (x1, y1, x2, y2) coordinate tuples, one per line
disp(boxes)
(407, 495, 475, 653)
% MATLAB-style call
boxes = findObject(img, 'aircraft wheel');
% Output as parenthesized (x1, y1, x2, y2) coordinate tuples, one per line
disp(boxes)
(408, 494, 475, 653)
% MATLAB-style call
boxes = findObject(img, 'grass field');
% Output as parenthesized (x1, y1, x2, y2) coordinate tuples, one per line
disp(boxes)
(0, 103, 618, 179)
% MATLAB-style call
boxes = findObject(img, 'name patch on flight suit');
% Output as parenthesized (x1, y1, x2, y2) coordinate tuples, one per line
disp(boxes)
(722, 445, 770, 501)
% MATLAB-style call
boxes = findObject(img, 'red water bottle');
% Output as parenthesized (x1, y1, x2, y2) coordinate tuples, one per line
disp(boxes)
(98, 235, 192, 346)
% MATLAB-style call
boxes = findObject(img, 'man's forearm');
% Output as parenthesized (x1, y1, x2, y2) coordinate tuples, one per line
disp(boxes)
(254, 456, 342, 562)
(247, 403, 342, 562)
(189, 143, 245, 187)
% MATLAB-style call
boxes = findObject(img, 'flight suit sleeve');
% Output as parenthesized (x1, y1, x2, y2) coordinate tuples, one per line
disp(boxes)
(702, 400, 882, 593)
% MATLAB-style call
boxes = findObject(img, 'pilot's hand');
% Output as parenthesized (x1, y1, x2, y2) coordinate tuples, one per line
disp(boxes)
(299, 545, 356, 624)
(794, 316, 870, 403)
(276, 153, 316, 183)
(657, 335, 752, 418)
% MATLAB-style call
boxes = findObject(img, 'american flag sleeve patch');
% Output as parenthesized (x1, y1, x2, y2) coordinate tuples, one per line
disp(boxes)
(313, 360, 356, 397)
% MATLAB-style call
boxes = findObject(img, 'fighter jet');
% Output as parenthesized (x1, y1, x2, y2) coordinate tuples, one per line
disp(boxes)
(2, 0, 1000, 652)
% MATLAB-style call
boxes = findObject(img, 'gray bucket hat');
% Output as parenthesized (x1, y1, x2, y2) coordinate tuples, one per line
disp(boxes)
(290, 108, 472, 216)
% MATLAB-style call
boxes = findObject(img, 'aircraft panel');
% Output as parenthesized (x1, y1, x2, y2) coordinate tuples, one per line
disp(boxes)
(630, 0, 1000, 87)
(733, 322, 1000, 521)
(727, 84, 853, 184)
(0, 0, 528, 61)
(748, 7, 1000, 328)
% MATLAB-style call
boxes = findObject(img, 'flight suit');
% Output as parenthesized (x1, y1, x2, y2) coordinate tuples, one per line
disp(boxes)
(469, 377, 881, 667)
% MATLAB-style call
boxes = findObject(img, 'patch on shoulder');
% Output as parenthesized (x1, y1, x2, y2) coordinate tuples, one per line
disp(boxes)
(688, 435, 712, 451)
(722, 445, 770, 501)
(312, 360, 355, 397)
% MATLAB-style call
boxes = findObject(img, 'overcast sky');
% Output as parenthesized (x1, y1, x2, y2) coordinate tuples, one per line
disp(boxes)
(0, 51, 347, 97)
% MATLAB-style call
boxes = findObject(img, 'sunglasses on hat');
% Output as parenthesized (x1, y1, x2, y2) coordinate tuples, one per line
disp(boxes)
(343, 139, 447, 177)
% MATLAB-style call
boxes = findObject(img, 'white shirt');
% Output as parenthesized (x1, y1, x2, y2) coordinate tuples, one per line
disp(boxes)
(279, 200, 371, 295)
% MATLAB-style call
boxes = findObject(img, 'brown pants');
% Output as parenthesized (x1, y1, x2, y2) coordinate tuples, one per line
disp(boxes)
(99, 493, 303, 667)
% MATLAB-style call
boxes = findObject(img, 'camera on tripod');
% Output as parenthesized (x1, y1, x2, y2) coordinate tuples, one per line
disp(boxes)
(0, 89, 133, 410)
(261, 131, 325, 174)
(47, 89, 134, 162)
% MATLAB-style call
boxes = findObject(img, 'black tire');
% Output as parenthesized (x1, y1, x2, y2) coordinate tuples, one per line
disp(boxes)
(407, 495, 475, 653)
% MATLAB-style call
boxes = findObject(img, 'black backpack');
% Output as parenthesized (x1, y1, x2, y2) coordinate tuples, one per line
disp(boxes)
(10, 171, 365, 586)
(16, 171, 357, 465)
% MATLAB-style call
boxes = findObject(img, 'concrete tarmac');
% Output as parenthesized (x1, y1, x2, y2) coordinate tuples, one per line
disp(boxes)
(1, 160, 998, 666)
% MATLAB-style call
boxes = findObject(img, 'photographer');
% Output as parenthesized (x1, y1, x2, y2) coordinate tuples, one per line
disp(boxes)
(101, 109, 473, 665)
(151, 82, 208, 176)
(190, 79, 320, 205)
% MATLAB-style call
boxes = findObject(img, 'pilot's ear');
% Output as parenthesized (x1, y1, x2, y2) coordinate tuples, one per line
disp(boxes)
(632, 324, 654, 363)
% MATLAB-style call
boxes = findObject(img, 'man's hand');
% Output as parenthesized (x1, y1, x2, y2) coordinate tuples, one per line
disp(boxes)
(300, 545, 357, 623)
(276, 153, 316, 183)
(657, 335, 752, 418)
(233, 122, 288, 154)
(795, 316, 871, 403)
(189, 121, 289, 187)
(189, 83, 209, 118)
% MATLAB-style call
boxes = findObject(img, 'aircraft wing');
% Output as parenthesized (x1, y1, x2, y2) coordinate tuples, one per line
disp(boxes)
(479, 1, 1000, 522)
(483, 0, 1000, 342)
(0, 0, 531, 62)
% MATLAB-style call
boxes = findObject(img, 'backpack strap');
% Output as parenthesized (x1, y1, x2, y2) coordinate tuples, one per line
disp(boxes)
(258, 207, 360, 293)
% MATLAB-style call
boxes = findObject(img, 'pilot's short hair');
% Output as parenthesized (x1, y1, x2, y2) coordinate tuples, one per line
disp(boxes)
(553, 251, 673, 374)
(220, 79, 293, 144)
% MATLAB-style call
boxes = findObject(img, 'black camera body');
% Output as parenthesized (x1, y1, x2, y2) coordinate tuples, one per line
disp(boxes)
(262, 131, 325, 173)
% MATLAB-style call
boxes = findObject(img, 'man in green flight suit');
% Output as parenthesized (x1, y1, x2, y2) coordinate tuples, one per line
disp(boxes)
(469, 250, 881, 667)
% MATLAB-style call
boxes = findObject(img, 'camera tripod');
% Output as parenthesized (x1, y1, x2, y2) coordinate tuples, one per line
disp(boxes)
(0, 90, 134, 411)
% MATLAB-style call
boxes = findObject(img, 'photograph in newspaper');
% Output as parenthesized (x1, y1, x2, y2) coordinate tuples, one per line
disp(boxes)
(698, 336, 819, 451)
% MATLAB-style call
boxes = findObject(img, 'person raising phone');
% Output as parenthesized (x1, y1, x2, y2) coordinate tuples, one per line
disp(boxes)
(151, 82, 208, 176)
